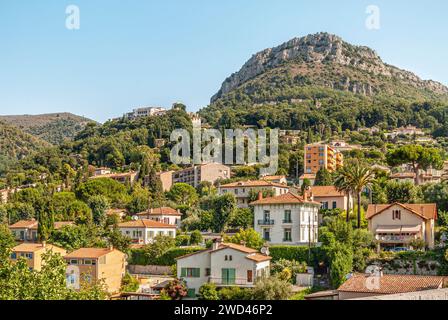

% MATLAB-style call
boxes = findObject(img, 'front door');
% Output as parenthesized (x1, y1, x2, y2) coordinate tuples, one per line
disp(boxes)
(247, 270, 253, 283)
(222, 268, 236, 285)
(263, 229, 270, 241)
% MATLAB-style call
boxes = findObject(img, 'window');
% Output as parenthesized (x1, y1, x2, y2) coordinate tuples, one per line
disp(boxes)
(83, 259, 96, 265)
(263, 229, 270, 241)
(263, 210, 271, 221)
(247, 270, 253, 283)
(181, 268, 200, 278)
(205, 268, 211, 276)
(24, 253, 33, 259)
(332, 201, 337, 209)
(284, 229, 292, 242)
(69, 259, 78, 265)
(234, 189, 239, 195)
(284, 210, 292, 223)
(392, 210, 401, 220)
(158, 231, 164, 236)
(10, 252, 17, 259)
(149, 231, 155, 238)
(168, 231, 174, 237)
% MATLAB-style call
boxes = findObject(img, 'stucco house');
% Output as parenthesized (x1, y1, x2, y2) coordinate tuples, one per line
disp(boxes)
(250, 191, 321, 246)
(366, 203, 437, 250)
(65, 247, 126, 294)
(218, 180, 290, 208)
(310, 186, 353, 211)
(176, 241, 271, 298)
(117, 219, 176, 245)
(136, 207, 182, 226)
(11, 242, 67, 271)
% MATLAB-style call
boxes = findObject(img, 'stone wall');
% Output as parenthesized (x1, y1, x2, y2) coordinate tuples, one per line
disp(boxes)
(128, 265, 172, 275)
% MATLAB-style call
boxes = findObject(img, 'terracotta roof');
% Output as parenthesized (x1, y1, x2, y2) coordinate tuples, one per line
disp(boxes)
(64, 248, 120, 259)
(137, 207, 180, 216)
(338, 274, 445, 295)
(117, 219, 176, 229)
(391, 172, 416, 178)
(299, 174, 316, 180)
(54, 221, 74, 229)
(246, 253, 272, 262)
(219, 180, 288, 189)
(213, 243, 258, 254)
(262, 175, 287, 181)
(310, 186, 345, 197)
(9, 220, 38, 229)
(13, 243, 64, 253)
(250, 192, 321, 206)
(366, 203, 437, 220)
(90, 171, 136, 179)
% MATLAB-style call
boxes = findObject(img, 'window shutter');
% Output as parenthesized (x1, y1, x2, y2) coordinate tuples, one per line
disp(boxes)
(194, 268, 200, 277)
(181, 268, 186, 277)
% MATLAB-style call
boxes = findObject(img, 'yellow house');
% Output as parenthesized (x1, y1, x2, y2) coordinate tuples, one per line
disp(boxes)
(366, 203, 437, 249)
(64, 248, 126, 294)
(11, 242, 67, 271)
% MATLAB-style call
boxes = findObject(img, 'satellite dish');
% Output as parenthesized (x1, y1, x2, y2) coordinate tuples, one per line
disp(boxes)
(132, 215, 139, 221)
(260, 246, 269, 256)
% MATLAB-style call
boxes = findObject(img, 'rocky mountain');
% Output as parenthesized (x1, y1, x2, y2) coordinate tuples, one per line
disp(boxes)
(211, 32, 448, 103)
(0, 113, 97, 145)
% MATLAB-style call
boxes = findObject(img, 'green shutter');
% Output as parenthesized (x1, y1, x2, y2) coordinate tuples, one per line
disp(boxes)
(181, 268, 187, 277)
(194, 268, 200, 278)
(228, 269, 236, 284)
(187, 289, 196, 298)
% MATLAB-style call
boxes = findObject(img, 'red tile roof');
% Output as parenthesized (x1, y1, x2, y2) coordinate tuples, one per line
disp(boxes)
(219, 180, 288, 189)
(64, 248, 122, 259)
(338, 274, 445, 295)
(137, 207, 180, 216)
(250, 192, 321, 206)
(366, 203, 437, 220)
(9, 220, 38, 229)
(310, 186, 345, 197)
(117, 219, 176, 229)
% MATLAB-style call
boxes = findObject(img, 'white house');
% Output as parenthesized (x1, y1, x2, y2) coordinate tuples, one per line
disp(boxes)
(176, 241, 271, 298)
(310, 186, 353, 211)
(218, 180, 290, 208)
(250, 192, 321, 246)
(136, 207, 182, 226)
(366, 203, 437, 250)
(117, 219, 176, 245)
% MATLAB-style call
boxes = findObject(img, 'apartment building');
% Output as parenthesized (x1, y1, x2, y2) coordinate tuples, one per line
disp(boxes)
(11, 242, 67, 271)
(250, 191, 321, 246)
(304, 143, 343, 175)
(117, 219, 177, 245)
(136, 207, 182, 226)
(172, 163, 230, 188)
(176, 241, 271, 297)
(65, 248, 126, 294)
(366, 203, 437, 250)
(218, 180, 290, 208)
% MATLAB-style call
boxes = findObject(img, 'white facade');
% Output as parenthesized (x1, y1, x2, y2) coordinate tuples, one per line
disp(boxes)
(218, 182, 289, 208)
(118, 226, 176, 245)
(176, 243, 271, 297)
(253, 203, 320, 246)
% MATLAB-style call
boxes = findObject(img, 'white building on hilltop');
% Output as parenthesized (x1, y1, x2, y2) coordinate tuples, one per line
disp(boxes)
(124, 106, 166, 120)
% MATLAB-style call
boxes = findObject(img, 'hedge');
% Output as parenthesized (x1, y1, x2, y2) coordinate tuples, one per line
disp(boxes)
(269, 246, 323, 267)
(129, 247, 204, 266)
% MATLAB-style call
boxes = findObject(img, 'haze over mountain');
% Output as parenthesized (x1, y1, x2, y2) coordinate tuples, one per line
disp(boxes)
(0, 113, 97, 145)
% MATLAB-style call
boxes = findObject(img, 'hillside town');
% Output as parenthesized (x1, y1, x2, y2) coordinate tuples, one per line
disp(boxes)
(2, 100, 448, 301)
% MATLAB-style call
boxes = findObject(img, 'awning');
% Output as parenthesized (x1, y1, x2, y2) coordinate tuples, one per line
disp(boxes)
(376, 225, 421, 234)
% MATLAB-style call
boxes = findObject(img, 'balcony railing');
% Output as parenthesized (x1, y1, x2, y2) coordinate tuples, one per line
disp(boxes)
(282, 219, 293, 224)
(376, 235, 418, 242)
(258, 219, 275, 225)
(209, 277, 254, 286)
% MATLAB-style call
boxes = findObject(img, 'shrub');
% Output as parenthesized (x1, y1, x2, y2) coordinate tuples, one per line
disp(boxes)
(121, 273, 139, 292)
(190, 230, 203, 245)
(251, 276, 293, 300)
(128, 247, 204, 266)
(199, 283, 219, 300)
(218, 286, 252, 300)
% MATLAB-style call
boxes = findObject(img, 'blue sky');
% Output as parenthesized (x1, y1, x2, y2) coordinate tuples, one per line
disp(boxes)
(0, 0, 447, 123)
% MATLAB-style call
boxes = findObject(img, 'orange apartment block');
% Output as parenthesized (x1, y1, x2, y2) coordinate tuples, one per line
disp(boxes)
(11, 242, 67, 271)
(64, 248, 126, 294)
(304, 143, 343, 175)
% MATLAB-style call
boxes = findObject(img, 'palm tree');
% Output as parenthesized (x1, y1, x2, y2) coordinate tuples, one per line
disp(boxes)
(334, 167, 353, 223)
(335, 161, 375, 228)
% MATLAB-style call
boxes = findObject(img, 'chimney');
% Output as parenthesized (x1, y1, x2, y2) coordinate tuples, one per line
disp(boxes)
(309, 191, 314, 202)
(212, 237, 222, 251)
(42, 241, 46, 248)
(257, 191, 263, 201)
(109, 244, 114, 251)
(303, 190, 308, 202)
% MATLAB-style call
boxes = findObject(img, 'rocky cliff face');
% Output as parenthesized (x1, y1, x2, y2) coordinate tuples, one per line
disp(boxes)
(211, 32, 448, 102)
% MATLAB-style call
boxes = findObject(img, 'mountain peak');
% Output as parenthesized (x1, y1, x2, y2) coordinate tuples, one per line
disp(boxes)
(211, 33, 448, 102)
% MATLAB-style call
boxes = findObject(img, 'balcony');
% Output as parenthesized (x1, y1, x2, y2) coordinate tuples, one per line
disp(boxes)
(282, 219, 293, 224)
(258, 219, 275, 225)
(376, 234, 418, 243)
(209, 277, 254, 287)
